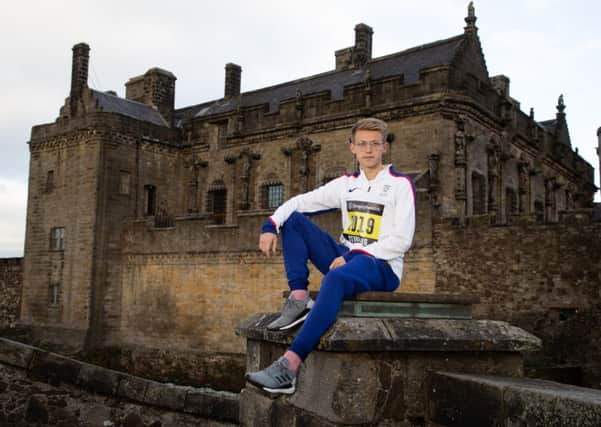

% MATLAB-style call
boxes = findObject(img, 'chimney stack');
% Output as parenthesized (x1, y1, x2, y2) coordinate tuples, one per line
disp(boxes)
(225, 63, 242, 98)
(352, 23, 373, 67)
(125, 67, 176, 126)
(70, 43, 90, 114)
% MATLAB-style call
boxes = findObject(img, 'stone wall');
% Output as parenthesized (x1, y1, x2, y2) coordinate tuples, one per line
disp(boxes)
(433, 211, 601, 387)
(0, 337, 239, 426)
(0, 258, 23, 329)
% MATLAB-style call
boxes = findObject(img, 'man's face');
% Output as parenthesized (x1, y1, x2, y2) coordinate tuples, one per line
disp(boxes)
(349, 129, 388, 169)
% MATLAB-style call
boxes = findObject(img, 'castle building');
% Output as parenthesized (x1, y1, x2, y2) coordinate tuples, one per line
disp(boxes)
(21, 3, 597, 369)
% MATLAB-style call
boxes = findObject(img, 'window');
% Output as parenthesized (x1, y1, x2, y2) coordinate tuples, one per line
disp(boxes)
(208, 189, 227, 224)
(50, 227, 65, 251)
(119, 171, 131, 195)
(144, 185, 156, 216)
(262, 183, 284, 209)
(534, 201, 545, 223)
(471, 172, 486, 215)
(46, 170, 55, 193)
(217, 123, 227, 147)
(505, 188, 518, 220)
(48, 283, 61, 306)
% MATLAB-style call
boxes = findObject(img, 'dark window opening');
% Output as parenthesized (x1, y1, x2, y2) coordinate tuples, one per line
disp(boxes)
(48, 283, 61, 306)
(46, 170, 55, 193)
(505, 187, 518, 220)
(534, 200, 545, 223)
(144, 185, 156, 216)
(471, 173, 486, 215)
(50, 227, 65, 251)
(120, 171, 131, 195)
(217, 123, 227, 147)
(208, 189, 227, 224)
(262, 183, 284, 209)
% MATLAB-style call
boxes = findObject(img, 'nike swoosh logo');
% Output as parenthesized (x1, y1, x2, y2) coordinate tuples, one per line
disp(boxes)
(348, 187, 359, 192)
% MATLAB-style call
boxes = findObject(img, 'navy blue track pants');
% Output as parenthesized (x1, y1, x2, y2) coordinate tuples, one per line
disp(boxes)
(281, 212, 400, 360)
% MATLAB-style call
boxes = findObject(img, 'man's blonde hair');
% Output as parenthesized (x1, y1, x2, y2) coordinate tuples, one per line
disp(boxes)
(351, 117, 389, 143)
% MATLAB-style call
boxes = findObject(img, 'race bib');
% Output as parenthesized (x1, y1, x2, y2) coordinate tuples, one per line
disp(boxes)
(343, 200, 385, 245)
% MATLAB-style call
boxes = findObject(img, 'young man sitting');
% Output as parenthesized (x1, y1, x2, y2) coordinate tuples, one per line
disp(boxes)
(245, 117, 415, 394)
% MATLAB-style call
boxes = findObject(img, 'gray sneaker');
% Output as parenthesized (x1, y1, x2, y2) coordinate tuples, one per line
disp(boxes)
(245, 357, 296, 394)
(267, 296, 314, 331)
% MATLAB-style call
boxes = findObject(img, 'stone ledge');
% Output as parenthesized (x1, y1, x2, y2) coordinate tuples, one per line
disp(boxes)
(236, 314, 542, 353)
(0, 337, 35, 368)
(0, 337, 240, 423)
(428, 372, 601, 427)
(284, 290, 480, 305)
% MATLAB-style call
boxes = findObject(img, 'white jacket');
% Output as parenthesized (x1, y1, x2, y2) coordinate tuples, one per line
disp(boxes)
(263, 164, 415, 280)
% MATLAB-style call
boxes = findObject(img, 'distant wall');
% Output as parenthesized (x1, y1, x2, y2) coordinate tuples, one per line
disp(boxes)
(0, 258, 23, 329)
(433, 211, 601, 388)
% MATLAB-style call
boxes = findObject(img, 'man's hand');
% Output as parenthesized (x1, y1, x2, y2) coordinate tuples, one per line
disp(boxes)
(329, 256, 346, 270)
(259, 232, 278, 257)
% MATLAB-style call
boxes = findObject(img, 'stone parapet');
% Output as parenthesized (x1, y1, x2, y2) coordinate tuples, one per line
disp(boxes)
(237, 313, 541, 425)
(428, 371, 601, 426)
(0, 338, 239, 424)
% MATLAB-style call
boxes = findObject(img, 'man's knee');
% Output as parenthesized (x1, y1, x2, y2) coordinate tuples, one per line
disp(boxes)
(282, 211, 308, 231)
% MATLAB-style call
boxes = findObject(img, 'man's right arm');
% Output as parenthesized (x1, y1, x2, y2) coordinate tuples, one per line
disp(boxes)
(262, 177, 345, 235)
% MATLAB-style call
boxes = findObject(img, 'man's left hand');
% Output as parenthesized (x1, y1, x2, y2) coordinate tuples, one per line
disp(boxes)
(329, 256, 346, 270)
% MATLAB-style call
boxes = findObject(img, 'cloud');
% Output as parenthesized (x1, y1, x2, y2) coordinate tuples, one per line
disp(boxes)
(0, 177, 27, 257)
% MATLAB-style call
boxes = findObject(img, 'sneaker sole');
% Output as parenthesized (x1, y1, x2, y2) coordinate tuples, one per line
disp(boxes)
(278, 310, 310, 330)
(263, 384, 296, 394)
(246, 378, 296, 395)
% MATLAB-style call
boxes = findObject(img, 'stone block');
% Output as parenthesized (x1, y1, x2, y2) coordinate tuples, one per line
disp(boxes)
(384, 319, 541, 352)
(28, 350, 82, 386)
(117, 373, 150, 402)
(184, 388, 239, 423)
(143, 381, 187, 411)
(0, 337, 35, 369)
(428, 372, 601, 427)
(288, 351, 382, 425)
(76, 362, 122, 395)
(321, 317, 392, 351)
(428, 371, 505, 426)
(239, 386, 275, 427)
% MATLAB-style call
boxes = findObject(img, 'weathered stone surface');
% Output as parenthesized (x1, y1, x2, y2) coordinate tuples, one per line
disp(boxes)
(289, 351, 382, 424)
(239, 386, 275, 426)
(76, 361, 122, 395)
(428, 372, 601, 427)
(238, 316, 542, 353)
(28, 349, 82, 385)
(0, 337, 35, 369)
(184, 388, 239, 423)
(383, 318, 542, 352)
(144, 380, 187, 411)
(0, 362, 233, 426)
(321, 317, 393, 351)
(0, 258, 22, 329)
(117, 372, 151, 402)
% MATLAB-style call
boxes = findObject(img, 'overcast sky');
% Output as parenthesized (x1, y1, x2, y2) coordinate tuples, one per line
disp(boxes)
(1, 0, 600, 257)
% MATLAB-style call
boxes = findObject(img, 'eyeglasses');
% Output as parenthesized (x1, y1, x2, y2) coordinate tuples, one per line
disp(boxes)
(352, 140, 385, 149)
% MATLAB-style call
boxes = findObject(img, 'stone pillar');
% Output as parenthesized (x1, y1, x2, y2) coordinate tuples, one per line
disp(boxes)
(237, 293, 541, 426)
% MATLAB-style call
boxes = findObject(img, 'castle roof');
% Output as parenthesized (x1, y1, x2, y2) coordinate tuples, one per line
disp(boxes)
(91, 89, 168, 127)
(174, 34, 466, 123)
